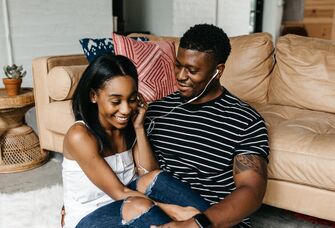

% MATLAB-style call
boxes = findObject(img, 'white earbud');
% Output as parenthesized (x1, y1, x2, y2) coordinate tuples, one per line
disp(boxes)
(214, 69, 219, 78)
(210, 69, 219, 82)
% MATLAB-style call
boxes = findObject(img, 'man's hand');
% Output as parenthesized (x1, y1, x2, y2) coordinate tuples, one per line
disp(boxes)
(151, 218, 199, 228)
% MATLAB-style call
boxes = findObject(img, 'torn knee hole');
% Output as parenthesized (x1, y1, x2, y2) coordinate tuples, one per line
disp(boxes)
(121, 197, 154, 223)
(137, 170, 161, 193)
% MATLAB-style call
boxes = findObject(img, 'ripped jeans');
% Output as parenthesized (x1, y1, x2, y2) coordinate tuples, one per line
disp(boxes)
(76, 171, 210, 228)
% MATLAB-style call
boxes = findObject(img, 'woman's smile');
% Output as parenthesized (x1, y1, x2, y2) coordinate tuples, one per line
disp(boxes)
(114, 115, 129, 124)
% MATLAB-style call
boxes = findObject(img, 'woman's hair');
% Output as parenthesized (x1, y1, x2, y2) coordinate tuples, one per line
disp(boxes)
(180, 24, 231, 64)
(72, 54, 138, 153)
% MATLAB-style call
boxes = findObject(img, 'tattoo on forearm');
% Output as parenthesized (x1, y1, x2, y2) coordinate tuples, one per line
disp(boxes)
(234, 154, 267, 178)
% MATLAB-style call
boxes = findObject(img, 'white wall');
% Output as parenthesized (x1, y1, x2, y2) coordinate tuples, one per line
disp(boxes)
(125, 0, 252, 37)
(0, 2, 7, 69)
(0, 0, 113, 88)
(172, 0, 217, 37)
(262, 0, 285, 41)
(217, 0, 252, 37)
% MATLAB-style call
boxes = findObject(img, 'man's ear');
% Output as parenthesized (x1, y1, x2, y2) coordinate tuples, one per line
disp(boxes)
(90, 89, 97, 103)
(216, 63, 225, 79)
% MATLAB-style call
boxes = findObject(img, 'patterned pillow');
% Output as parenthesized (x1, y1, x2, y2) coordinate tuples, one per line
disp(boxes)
(79, 37, 149, 63)
(113, 33, 177, 102)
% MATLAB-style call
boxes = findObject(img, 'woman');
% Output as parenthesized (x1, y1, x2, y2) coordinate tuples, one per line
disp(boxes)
(62, 54, 209, 228)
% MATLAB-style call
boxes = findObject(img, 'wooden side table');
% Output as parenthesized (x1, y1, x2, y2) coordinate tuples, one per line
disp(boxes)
(0, 88, 48, 173)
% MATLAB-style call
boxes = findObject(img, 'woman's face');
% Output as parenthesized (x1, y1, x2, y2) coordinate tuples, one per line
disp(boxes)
(91, 75, 138, 130)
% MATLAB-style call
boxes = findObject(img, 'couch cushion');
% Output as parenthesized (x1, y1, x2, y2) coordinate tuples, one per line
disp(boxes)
(79, 37, 149, 63)
(45, 100, 74, 134)
(47, 65, 87, 101)
(254, 104, 335, 191)
(268, 34, 335, 114)
(113, 33, 177, 102)
(221, 32, 274, 104)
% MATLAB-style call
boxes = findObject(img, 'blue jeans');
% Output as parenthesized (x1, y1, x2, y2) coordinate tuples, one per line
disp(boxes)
(76, 171, 210, 228)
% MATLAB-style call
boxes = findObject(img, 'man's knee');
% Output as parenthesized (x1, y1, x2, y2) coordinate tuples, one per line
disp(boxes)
(137, 170, 161, 193)
(122, 196, 154, 222)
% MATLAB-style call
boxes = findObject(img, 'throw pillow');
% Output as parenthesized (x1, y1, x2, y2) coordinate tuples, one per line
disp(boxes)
(79, 37, 149, 63)
(113, 33, 177, 102)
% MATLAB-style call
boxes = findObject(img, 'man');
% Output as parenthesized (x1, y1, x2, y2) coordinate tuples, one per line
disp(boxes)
(146, 24, 269, 228)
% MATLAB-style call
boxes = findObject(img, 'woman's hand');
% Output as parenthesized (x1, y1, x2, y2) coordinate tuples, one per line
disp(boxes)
(132, 93, 148, 130)
(151, 219, 199, 228)
(156, 203, 200, 221)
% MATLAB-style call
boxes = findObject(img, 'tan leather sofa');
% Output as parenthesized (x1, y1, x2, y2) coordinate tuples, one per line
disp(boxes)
(32, 33, 335, 222)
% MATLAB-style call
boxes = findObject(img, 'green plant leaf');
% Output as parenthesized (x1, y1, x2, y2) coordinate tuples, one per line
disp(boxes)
(3, 64, 26, 79)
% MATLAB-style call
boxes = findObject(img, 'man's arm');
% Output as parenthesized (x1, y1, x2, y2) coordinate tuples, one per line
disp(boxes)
(203, 154, 268, 227)
(155, 154, 268, 228)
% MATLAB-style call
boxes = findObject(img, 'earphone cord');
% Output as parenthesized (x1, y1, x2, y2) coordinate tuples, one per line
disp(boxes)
(146, 102, 184, 135)
(134, 70, 219, 172)
(147, 69, 218, 135)
(133, 101, 189, 175)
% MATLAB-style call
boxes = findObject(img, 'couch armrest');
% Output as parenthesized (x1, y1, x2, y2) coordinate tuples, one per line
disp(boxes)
(32, 54, 87, 150)
(44, 54, 88, 70)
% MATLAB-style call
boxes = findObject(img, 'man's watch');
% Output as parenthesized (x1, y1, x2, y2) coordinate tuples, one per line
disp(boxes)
(193, 213, 212, 228)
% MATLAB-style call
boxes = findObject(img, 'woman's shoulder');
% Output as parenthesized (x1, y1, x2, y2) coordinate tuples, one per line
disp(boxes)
(63, 121, 99, 158)
(67, 121, 92, 140)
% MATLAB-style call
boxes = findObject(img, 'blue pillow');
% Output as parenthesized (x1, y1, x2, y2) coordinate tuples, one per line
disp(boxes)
(79, 37, 149, 63)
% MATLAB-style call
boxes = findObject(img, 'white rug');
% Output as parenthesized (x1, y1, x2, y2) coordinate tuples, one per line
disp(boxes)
(0, 184, 63, 228)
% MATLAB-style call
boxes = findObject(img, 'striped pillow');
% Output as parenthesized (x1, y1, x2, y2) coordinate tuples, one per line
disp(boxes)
(113, 33, 177, 102)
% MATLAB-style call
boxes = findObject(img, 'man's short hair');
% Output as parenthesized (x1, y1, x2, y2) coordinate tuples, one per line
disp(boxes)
(180, 24, 231, 64)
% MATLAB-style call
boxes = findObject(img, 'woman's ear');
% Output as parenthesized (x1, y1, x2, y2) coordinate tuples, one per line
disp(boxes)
(90, 90, 97, 103)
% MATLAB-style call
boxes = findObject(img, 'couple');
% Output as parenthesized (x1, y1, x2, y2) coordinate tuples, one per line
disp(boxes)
(62, 24, 269, 228)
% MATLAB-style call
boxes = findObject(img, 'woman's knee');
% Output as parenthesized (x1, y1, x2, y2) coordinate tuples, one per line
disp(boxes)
(121, 196, 154, 222)
(136, 170, 161, 193)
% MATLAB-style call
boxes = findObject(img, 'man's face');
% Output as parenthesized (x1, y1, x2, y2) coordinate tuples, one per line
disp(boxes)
(175, 47, 219, 102)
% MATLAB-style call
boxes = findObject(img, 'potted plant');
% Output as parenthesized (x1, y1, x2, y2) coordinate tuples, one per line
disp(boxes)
(2, 64, 26, 96)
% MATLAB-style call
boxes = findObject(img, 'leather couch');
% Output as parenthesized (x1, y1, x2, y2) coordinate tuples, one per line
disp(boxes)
(32, 32, 335, 222)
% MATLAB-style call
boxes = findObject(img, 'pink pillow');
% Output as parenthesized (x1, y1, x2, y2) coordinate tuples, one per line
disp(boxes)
(113, 33, 177, 102)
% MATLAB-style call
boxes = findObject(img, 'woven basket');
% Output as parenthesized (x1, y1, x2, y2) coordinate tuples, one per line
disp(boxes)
(0, 125, 48, 173)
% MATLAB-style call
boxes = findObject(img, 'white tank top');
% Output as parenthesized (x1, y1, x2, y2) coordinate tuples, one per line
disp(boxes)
(62, 122, 137, 228)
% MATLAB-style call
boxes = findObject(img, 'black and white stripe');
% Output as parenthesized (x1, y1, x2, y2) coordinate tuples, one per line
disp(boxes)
(145, 89, 269, 228)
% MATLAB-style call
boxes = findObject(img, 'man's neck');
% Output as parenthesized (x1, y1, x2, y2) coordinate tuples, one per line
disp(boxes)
(190, 85, 224, 105)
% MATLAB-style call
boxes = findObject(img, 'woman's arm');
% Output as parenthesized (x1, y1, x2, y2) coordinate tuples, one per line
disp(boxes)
(64, 123, 147, 200)
(132, 96, 159, 175)
(132, 128, 159, 175)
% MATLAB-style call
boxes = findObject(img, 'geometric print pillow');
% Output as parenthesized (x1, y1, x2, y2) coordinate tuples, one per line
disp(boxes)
(113, 33, 177, 102)
(79, 37, 149, 63)
(79, 38, 113, 63)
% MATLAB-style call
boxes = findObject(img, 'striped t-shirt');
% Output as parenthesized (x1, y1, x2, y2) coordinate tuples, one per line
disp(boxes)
(145, 89, 269, 228)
